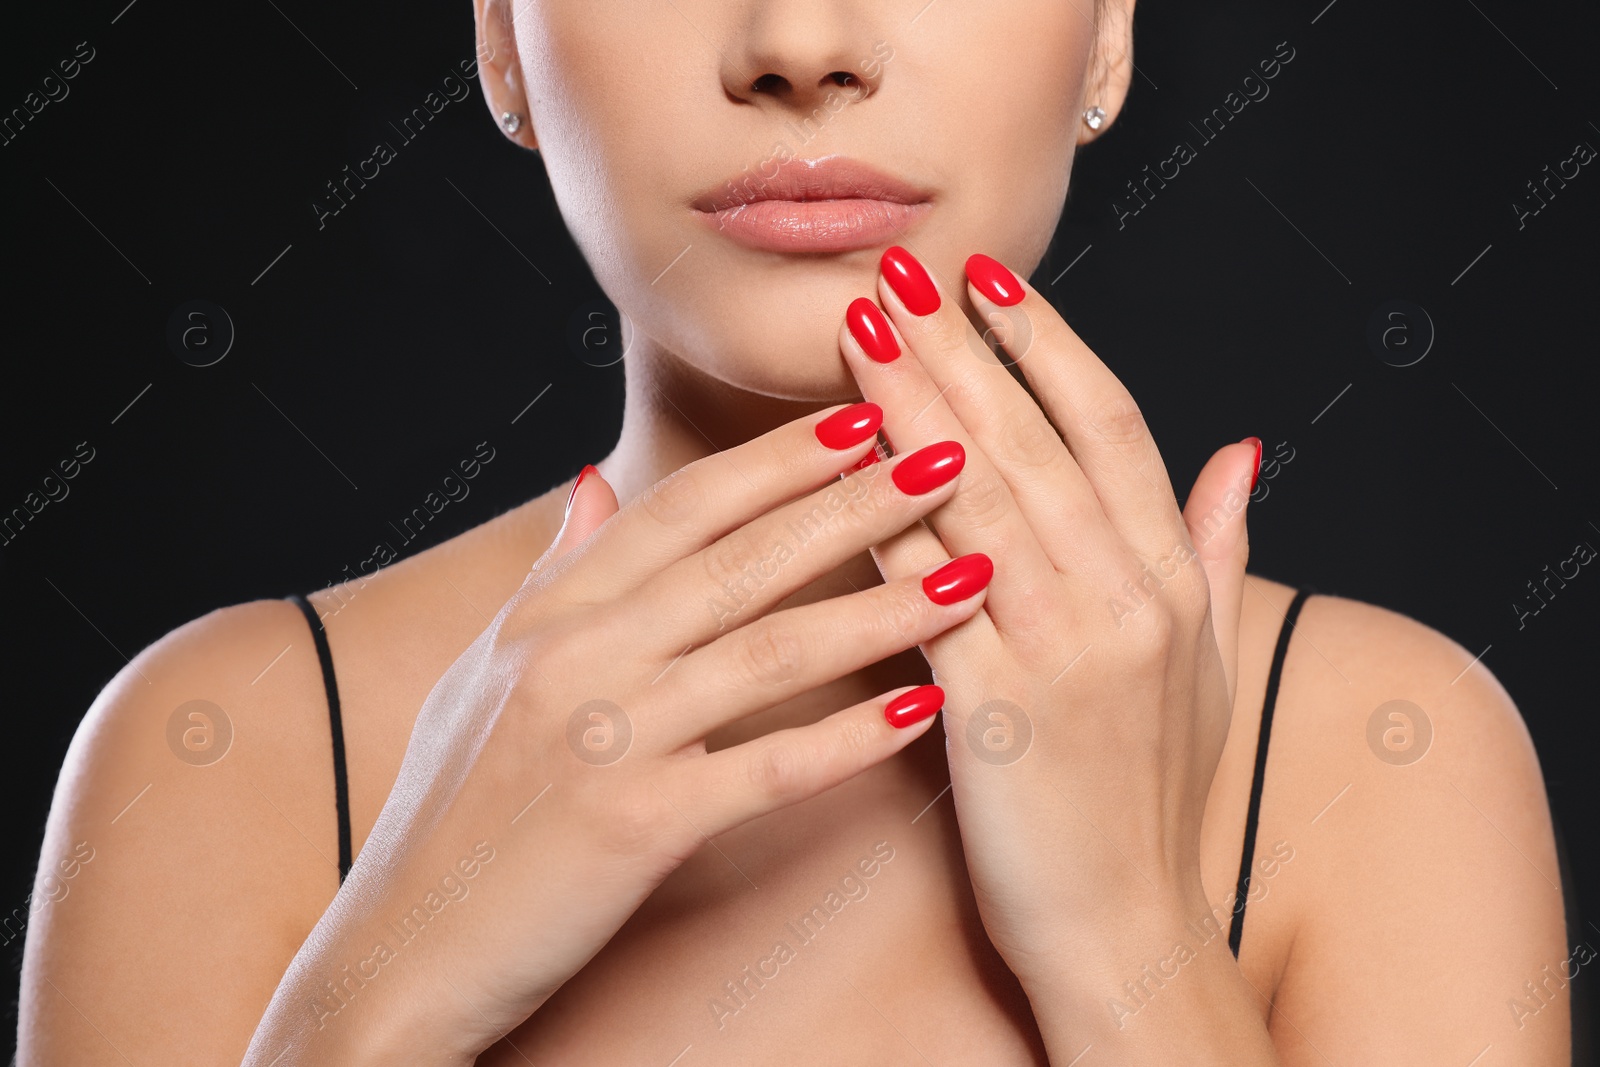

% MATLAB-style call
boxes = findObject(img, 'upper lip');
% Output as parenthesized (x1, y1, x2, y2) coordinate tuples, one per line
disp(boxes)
(691, 155, 931, 213)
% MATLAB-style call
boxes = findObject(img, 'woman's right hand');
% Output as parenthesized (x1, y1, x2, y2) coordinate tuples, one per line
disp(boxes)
(242, 402, 990, 1066)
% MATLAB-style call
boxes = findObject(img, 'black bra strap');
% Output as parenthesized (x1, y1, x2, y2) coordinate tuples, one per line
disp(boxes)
(1229, 586, 1313, 958)
(288, 594, 353, 885)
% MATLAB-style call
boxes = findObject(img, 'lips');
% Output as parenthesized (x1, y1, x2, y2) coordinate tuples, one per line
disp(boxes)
(691, 156, 933, 254)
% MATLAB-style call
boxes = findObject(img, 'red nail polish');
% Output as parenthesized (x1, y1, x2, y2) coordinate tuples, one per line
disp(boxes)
(923, 553, 994, 606)
(851, 444, 883, 471)
(1242, 436, 1262, 491)
(847, 298, 901, 363)
(815, 402, 884, 450)
(885, 684, 944, 729)
(965, 253, 1025, 307)
(566, 464, 597, 512)
(891, 440, 965, 495)
(881, 246, 941, 316)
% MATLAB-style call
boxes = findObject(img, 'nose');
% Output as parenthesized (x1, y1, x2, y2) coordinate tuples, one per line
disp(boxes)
(719, 5, 886, 112)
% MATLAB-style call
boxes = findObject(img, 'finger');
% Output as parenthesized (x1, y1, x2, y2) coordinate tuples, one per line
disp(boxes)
(863, 246, 1116, 577)
(637, 438, 970, 649)
(1181, 437, 1259, 706)
(549, 402, 885, 601)
(678, 684, 946, 839)
(655, 552, 992, 746)
(963, 252, 1185, 556)
(839, 279, 1061, 638)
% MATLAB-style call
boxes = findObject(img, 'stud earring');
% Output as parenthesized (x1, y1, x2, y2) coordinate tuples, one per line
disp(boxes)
(501, 111, 523, 134)
(1083, 105, 1106, 131)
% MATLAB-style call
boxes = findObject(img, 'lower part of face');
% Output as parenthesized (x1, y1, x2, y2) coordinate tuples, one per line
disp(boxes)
(517, 1, 1091, 400)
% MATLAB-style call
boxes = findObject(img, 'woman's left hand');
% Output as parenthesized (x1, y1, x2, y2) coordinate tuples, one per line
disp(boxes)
(838, 247, 1264, 1036)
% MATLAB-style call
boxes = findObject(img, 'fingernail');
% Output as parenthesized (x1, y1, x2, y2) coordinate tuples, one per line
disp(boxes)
(891, 440, 965, 495)
(881, 246, 941, 316)
(923, 553, 994, 605)
(566, 464, 597, 514)
(1242, 436, 1262, 491)
(847, 298, 901, 363)
(815, 402, 884, 450)
(885, 684, 944, 729)
(851, 442, 884, 471)
(965, 253, 1025, 307)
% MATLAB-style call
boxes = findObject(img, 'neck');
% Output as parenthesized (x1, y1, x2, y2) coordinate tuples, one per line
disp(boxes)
(602, 327, 820, 506)
(599, 321, 892, 617)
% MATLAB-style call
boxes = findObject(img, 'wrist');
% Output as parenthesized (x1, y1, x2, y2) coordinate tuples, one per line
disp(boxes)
(1012, 890, 1273, 1064)
(245, 920, 491, 1067)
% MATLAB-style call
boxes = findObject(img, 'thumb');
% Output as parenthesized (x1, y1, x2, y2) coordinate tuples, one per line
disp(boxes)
(526, 464, 618, 582)
(1181, 437, 1259, 707)
(553, 463, 618, 555)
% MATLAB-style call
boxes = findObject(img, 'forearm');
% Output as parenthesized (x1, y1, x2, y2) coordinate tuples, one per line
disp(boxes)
(242, 924, 490, 1067)
(1019, 901, 1282, 1066)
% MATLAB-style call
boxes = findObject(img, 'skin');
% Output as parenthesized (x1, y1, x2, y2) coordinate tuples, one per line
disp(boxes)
(18, 1, 1569, 1064)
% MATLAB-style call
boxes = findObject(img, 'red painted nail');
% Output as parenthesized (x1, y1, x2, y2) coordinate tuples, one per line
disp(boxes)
(815, 402, 883, 450)
(965, 253, 1025, 307)
(566, 464, 598, 513)
(891, 440, 965, 495)
(1242, 436, 1262, 491)
(923, 553, 994, 606)
(847, 298, 901, 363)
(881, 246, 941, 316)
(885, 684, 944, 729)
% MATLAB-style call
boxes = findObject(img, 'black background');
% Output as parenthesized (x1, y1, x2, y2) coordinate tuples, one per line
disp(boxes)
(2, 0, 1596, 1058)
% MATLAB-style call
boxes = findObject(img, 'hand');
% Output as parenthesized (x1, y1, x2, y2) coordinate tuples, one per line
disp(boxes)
(243, 404, 995, 1065)
(838, 247, 1259, 989)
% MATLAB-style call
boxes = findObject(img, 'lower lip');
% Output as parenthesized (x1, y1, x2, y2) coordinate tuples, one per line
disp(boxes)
(695, 199, 932, 254)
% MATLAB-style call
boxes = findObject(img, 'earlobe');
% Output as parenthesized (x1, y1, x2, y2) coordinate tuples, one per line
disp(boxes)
(1077, 0, 1137, 144)
(473, 0, 537, 149)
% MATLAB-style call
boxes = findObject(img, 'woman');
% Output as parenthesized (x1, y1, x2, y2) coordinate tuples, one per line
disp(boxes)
(18, 0, 1569, 1063)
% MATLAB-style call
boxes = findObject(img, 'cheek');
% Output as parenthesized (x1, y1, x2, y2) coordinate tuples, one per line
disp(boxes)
(931, 11, 1089, 271)
(516, 8, 698, 294)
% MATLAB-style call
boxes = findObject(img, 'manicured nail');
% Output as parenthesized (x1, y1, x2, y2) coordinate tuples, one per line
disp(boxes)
(851, 444, 883, 471)
(1242, 436, 1262, 491)
(885, 684, 944, 729)
(566, 464, 598, 513)
(965, 253, 1025, 307)
(881, 246, 941, 316)
(891, 440, 965, 495)
(847, 298, 901, 363)
(923, 553, 994, 605)
(815, 402, 883, 450)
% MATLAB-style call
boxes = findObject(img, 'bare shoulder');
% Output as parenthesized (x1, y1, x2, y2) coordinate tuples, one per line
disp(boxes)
(1250, 585, 1568, 1064)
(18, 597, 355, 1064)
(17, 484, 570, 1064)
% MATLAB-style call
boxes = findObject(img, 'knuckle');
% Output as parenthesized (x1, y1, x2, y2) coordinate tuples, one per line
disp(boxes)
(1118, 593, 1175, 653)
(773, 421, 825, 482)
(1085, 395, 1150, 448)
(701, 529, 756, 588)
(747, 741, 813, 804)
(736, 622, 806, 688)
(878, 582, 933, 641)
(946, 471, 1011, 531)
(640, 466, 706, 529)
(997, 416, 1065, 472)
(830, 714, 878, 763)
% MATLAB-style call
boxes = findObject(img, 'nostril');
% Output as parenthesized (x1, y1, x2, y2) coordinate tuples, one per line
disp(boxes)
(751, 73, 788, 94)
(830, 72, 856, 88)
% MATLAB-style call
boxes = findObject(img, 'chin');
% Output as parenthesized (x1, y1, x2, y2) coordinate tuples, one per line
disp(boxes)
(645, 269, 880, 403)
(688, 327, 866, 403)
